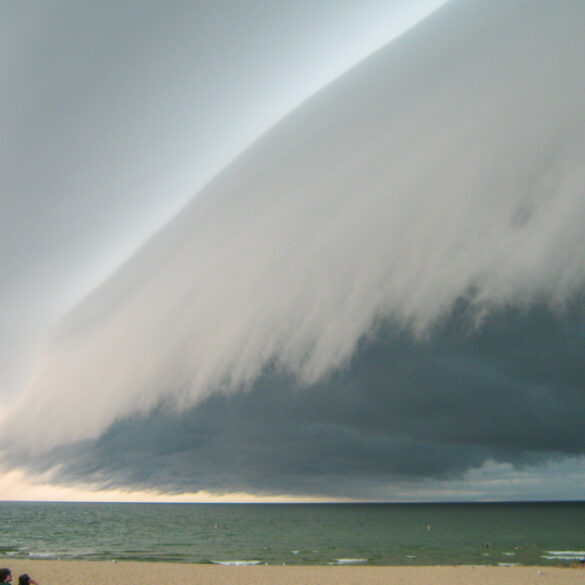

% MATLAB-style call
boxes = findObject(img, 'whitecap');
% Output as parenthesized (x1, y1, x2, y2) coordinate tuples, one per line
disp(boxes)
(545, 550, 585, 556)
(210, 560, 262, 566)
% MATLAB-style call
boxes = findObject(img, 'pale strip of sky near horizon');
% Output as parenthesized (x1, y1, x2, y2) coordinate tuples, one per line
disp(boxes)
(0, 466, 342, 503)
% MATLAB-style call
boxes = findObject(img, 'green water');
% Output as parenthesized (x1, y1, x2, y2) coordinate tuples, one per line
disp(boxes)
(0, 501, 584, 565)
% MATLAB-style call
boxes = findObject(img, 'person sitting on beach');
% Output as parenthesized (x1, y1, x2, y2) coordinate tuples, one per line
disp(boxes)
(18, 575, 38, 585)
(0, 568, 12, 583)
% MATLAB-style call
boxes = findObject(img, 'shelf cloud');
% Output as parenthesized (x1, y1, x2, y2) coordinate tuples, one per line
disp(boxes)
(2, 0, 584, 499)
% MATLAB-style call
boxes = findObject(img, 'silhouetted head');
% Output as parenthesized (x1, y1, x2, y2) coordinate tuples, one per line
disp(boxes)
(17, 575, 29, 585)
(0, 569, 12, 583)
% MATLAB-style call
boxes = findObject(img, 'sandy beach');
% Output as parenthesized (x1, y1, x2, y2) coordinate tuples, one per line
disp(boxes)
(1, 559, 583, 585)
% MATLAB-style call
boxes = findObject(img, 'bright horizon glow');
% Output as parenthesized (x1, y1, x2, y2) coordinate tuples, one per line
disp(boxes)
(0, 467, 347, 504)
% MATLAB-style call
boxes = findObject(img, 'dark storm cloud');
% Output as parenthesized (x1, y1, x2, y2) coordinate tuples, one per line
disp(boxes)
(12, 303, 584, 499)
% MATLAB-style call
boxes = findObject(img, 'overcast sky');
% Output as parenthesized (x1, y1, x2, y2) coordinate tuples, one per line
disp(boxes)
(2, 0, 585, 502)
(0, 0, 445, 395)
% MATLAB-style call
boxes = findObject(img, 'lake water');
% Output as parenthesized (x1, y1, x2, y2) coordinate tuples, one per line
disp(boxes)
(1, 501, 584, 566)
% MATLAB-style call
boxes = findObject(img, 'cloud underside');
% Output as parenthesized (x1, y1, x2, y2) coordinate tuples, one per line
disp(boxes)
(12, 302, 584, 498)
(3, 0, 585, 499)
